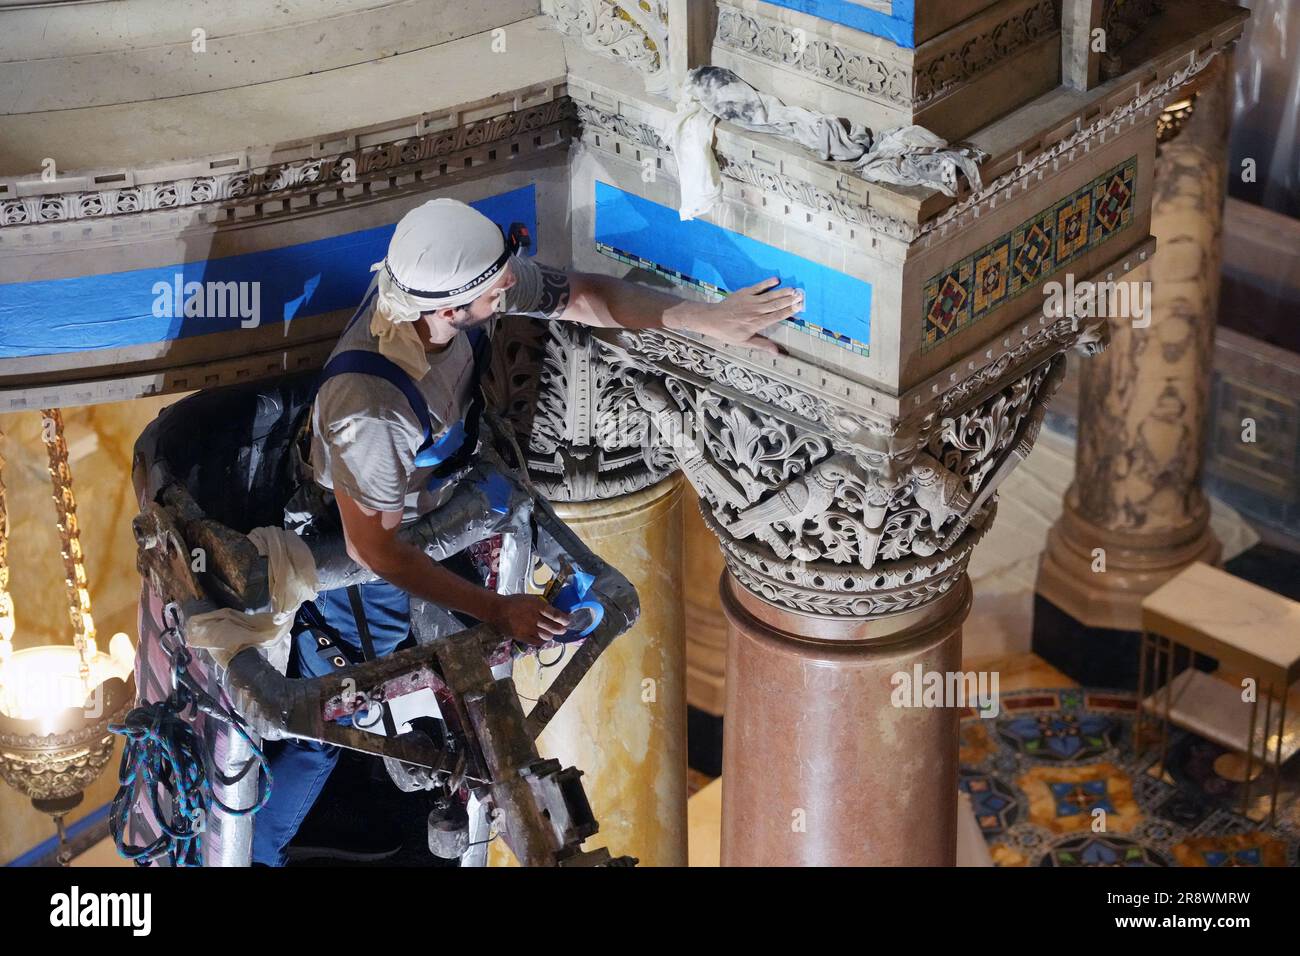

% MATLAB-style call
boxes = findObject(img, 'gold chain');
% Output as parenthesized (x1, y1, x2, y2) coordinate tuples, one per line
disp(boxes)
(40, 409, 95, 677)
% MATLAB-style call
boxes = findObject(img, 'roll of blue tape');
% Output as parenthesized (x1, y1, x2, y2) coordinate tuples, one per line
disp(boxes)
(560, 600, 604, 642)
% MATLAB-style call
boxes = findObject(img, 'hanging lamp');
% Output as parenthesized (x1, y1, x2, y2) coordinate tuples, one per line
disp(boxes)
(0, 409, 135, 863)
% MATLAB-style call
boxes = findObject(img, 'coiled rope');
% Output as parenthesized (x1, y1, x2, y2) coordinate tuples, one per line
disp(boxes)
(109, 604, 272, 866)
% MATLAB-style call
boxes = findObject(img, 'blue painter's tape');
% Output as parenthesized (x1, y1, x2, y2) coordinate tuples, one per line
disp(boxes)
(0, 185, 537, 359)
(758, 0, 914, 48)
(284, 272, 323, 324)
(593, 181, 870, 352)
(476, 470, 513, 515)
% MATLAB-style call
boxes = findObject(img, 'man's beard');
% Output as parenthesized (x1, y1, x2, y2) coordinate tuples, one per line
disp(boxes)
(448, 309, 497, 331)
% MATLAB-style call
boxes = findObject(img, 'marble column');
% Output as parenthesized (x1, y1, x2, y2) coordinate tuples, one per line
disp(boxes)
(603, 329, 1085, 868)
(495, 473, 689, 867)
(684, 502, 728, 718)
(1036, 57, 1230, 636)
(485, 317, 687, 865)
(720, 572, 970, 867)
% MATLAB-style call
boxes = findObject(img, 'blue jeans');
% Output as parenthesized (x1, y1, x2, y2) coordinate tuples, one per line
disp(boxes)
(251, 580, 411, 866)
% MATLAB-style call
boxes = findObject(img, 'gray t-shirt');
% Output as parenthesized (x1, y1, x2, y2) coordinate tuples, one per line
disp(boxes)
(311, 254, 570, 522)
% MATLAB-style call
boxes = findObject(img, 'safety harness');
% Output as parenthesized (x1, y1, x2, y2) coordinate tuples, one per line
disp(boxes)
(297, 222, 532, 714)
(316, 324, 493, 488)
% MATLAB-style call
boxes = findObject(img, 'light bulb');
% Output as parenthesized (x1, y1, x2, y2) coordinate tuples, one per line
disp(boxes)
(0, 632, 136, 724)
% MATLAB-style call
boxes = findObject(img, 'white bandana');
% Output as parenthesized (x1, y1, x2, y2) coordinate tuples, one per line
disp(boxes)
(367, 198, 507, 378)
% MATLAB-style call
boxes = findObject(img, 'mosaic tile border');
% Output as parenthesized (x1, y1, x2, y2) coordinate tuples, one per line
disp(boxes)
(922, 156, 1138, 353)
(595, 240, 870, 357)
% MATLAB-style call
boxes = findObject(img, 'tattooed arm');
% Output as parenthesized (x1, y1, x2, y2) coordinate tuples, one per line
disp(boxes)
(501, 257, 799, 355)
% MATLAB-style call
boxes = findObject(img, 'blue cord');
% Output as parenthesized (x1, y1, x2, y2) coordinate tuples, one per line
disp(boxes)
(109, 614, 272, 866)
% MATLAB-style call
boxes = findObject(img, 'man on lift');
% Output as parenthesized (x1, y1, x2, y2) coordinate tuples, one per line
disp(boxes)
(252, 197, 800, 865)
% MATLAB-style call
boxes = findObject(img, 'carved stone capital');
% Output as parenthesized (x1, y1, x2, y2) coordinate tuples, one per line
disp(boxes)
(485, 319, 676, 502)
(577, 319, 1103, 618)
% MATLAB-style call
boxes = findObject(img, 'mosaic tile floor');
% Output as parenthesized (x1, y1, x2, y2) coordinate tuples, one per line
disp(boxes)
(961, 687, 1300, 867)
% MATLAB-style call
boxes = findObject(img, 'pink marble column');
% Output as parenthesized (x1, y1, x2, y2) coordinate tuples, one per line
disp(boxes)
(720, 571, 970, 866)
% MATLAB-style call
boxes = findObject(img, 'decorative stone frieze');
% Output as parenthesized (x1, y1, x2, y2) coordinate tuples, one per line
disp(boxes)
(542, 0, 672, 94)
(0, 97, 577, 233)
(715, 0, 1059, 111)
(711, 0, 1061, 141)
(715, 3, 911, 107)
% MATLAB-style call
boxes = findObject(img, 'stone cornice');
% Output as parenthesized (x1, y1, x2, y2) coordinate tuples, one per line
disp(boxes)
(572, 94, 920, 243)
(0, 93, 575, 235)
(920, 79, 1177, 243)
(714, 0, 1059, 110)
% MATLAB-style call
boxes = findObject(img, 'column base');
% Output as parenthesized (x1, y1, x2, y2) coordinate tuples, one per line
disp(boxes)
(1035, 502, 1222, 632)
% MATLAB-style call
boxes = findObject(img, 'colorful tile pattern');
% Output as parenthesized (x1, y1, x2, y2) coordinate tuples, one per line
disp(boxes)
(960, 771, 1020, 835)
(963, 687, 1300, 867)
(1020, 763, 1139, 835)
(922, 156, 1138, 353)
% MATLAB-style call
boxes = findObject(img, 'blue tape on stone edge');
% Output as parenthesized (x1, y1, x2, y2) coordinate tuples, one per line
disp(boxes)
(593, 181, 871, 350)
(758, 0, 915, 48)
(0, 184, 537, 359)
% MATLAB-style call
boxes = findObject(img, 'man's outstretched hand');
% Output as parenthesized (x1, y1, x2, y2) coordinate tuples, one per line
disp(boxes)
(674, 276, 801, 354)
(489, 594, 572, 646)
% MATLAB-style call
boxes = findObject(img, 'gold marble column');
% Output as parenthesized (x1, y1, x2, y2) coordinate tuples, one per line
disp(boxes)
(493, 472, 688, 866)
(684, 502, 728, 717)
(720, 572, 971, 867)
(1037, 57, 1230, 632)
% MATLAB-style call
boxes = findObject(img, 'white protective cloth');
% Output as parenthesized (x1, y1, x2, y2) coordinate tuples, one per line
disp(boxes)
(669, 66, 986, 220)
(667, 97, 723, 221)
(669, 66, 872, 220)
(367, 198, 509, 378)
(857, 125, 987, 197)
(186, 527, 321, 674)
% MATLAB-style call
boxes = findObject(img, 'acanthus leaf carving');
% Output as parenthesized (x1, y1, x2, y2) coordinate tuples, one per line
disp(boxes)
(486, 320, 675, 502)
(545, 0, 671, 94)
(577, 318, 1095, 617)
